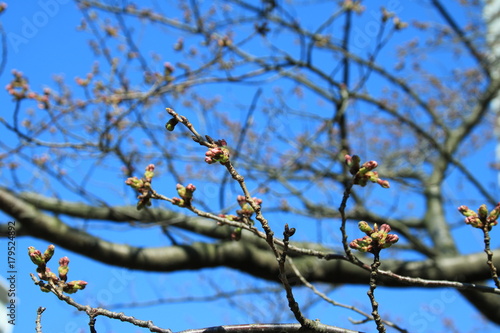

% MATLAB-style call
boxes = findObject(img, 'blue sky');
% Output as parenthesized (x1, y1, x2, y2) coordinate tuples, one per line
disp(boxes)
(1, 1, 500, 332)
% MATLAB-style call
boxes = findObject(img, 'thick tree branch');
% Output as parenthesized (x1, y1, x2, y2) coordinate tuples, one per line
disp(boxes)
(3, 188, 500, 292)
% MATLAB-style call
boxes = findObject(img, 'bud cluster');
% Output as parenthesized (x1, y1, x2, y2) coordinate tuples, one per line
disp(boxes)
(217, 213, 243, 240)
(216, 196, 263, 241)
(345, 154, 390, 188)
(236, 195, 263, 217)
(125, 164, 155, 210)
(458, 203, 500, 230)
(205, 139, 230, 164)
(172, 183, 197, 207)
(5, 70, 29, 100)
(349, 222, 399, 255)
(28, 245, 88, 294)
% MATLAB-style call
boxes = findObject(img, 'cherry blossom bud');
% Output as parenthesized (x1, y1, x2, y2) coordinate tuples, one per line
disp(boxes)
(458, 205, 476, 217)
(64, 280, 88, 294)
(58, 257, 70, 281)
(28, 247, 44, 266)
(144, 164, 155, 181)
(358, 221, 372, 234)
(478, 204, 488, 220)
(125, 177, 144, 190)
(377, 179, 390, 188)
(43, 244, 55, 263)
(487, 203, 500, 224)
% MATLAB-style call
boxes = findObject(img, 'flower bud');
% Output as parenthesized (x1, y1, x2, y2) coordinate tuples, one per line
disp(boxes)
(165, 117, 178, 131)
(144, 164, 155, 181)
(43, 244, 55, 263)
(28, 247, 45, 266)
(377, 179, 390, 188)
(362, 160, 378, 171)
(125, 177, 144, 190)
(172, 197, 185, 207)
(345, 154, 361, 175)
(487, 203, 500, 223)
(64, 280, 88, 294)
(465, 215, 482, 228)
(349, 236, 373, 253)
(379, 224, 391, 233)
(458, 205, 476, 217)
(358, 221, 372, 234)
(478, 204, 488, 220)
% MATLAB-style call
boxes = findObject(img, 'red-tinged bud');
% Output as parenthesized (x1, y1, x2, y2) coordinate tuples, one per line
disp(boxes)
(351, 222, 398, 253)
(75, 77, 88, 86)
(172, 197, 185, 207)
(237, 195, 246, 207)
(59, 256, 69, 266)
(458, 205, 476, 217)
(164, 62, 175, 75)
(125, 177, 144, 190)
(205, 146, 230, 164)
(43, 244, 55, 263)
(349, 236, 373, 253)
(174, 37, 184, 51)
(58, 265, 69, 282)
(379, 224, 391, 233)
(377, 179, 390, 188)
(362, 160, 378, 171)
(144, 164, 155, 181)
(28, 247, 45, 266)
(385, 234, 399, 245)
(465, 215, 482, 228)
(253, 197, 263, 206)
(487, 203, 500, 223)
(176, 183, 196, 200)
(64, 280, 88, 294)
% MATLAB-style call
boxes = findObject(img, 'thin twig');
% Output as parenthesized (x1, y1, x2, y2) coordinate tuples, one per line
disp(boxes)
(278, 224, 311, 327)
(287, 257, 408, 333)
(367, 254, 385, 333)
(35, 307, 46, 333)
(30, 274, 173, 333)
(482, 227, 500, 289)
(338, 182, 363, 266)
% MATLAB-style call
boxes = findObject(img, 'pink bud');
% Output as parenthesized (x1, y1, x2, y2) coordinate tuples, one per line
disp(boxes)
(59, 256, 70, 267)
(379, 224, 391, 233)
